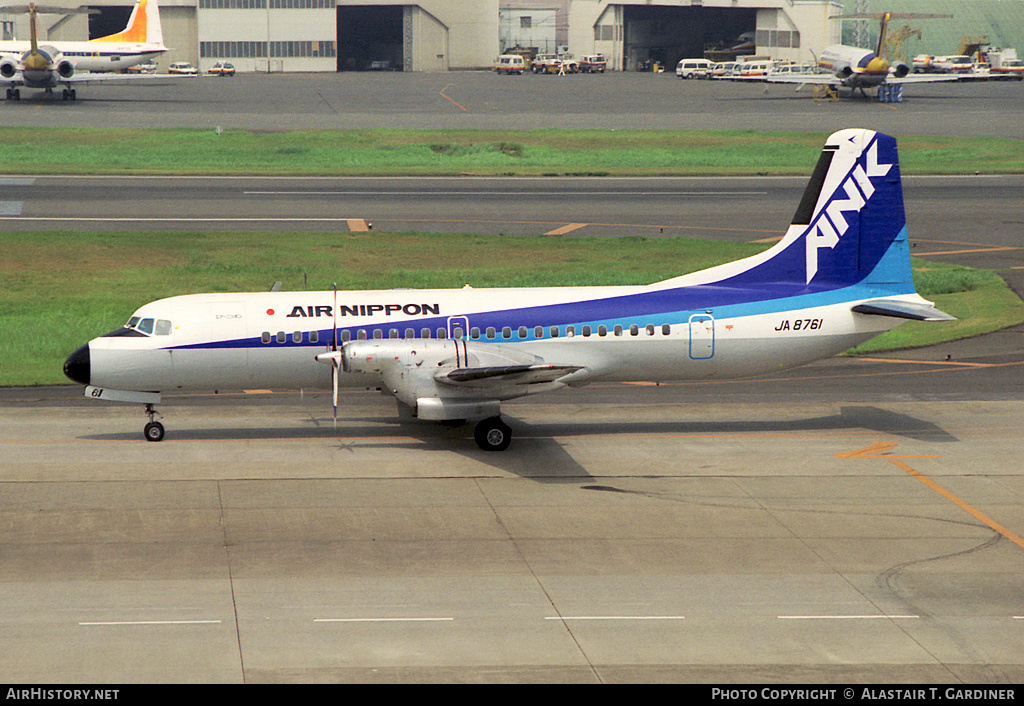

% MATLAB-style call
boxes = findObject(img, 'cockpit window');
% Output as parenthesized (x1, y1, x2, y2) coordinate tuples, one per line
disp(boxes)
(123, 317, 173, 336)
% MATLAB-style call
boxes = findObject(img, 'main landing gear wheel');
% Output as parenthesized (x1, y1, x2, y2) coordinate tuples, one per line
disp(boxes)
(474, 417, 511, 452)
(143, 403, 165, 442)
(144, 421, 165, 442)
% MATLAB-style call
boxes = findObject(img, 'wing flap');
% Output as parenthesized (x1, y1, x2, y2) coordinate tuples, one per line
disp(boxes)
(438, 364, 583, 387)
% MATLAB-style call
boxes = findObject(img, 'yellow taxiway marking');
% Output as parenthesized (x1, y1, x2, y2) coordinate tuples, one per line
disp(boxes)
(910, 238, 1023, 257)
(837, 441, 1024, 551)
(918, 246, 1018, 256)
(347, 219, 370, 231)
(545, 223, 588, 236)
(439, 84, 467, 112)
(834, 440, 940, 460)
(855, 357, 997, 368)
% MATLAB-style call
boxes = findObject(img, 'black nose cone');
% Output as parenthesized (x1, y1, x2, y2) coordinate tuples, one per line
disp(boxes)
(63, 344, 90, 385)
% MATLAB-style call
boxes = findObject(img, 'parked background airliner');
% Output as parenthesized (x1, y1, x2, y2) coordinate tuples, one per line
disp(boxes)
(766, 12, 957, 96)
(0, 0, 167, 100)
(63, 129, 953, 451)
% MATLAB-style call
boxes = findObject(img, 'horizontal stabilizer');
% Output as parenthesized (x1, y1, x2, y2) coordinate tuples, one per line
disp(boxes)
(852, 299, 955, 321)
(439, 364, 583, 386)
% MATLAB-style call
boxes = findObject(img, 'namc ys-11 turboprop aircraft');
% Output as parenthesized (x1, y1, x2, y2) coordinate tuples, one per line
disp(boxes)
(63, 129, 954, 451)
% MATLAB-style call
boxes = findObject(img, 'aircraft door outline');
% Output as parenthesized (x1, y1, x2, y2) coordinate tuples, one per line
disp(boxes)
(689, 313, 715, 359)
(447, 316, 469, 340)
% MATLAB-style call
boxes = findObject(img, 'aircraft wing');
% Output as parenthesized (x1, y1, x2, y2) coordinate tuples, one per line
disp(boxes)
(331, 337, 591, 418)
(64, 72, 199, 84)
(884, 74, 959, 84)
(438, 363, 584, 387)
(765, 74, 844, 86)
(852, 298, 956, 321)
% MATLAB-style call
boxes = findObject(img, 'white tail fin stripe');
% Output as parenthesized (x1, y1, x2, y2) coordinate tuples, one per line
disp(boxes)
(865, 141, 892, 178)
(851, 164, 875, 200)
(825, 178, 866, 234)
(803, 136, 893, 283)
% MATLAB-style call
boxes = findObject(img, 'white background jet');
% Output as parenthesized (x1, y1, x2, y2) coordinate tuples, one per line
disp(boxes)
(0, 0, 169, 100)
(766, 12, 959, 98)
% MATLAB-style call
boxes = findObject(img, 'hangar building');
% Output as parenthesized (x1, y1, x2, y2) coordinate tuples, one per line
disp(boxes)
(8, 0, 1024, 73)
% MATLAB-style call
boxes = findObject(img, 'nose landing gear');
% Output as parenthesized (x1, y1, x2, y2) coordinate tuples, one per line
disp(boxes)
(143, 403, 165, 442)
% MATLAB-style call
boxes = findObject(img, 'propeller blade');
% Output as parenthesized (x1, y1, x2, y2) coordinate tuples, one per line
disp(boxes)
(332, 283, 338, 352)
(332, 362, 338, 430)
(332, 283, 338, 430)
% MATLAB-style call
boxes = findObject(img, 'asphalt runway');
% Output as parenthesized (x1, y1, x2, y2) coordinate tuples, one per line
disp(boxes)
(2, 361, 1024, 683)
(0, 71, 1022, 136)
(4, 174, 1023, 294)
(2, 71, 1023, 684)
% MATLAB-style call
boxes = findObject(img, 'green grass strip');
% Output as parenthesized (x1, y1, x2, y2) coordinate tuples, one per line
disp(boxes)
(3, 230, 1021, 386)
(0, 128, 1022, 176)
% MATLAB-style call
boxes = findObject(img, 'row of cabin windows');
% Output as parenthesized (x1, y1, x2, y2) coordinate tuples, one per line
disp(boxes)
(261, 323, 673, 345)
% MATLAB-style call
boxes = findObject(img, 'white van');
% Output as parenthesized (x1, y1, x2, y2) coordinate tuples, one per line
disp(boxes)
(494, 54, 525, 75)
(738, 60, 773, 78)
(675, 58, 712, 79)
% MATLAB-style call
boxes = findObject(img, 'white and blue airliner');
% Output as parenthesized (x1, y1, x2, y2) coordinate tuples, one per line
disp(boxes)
(63, 129, 953, 451)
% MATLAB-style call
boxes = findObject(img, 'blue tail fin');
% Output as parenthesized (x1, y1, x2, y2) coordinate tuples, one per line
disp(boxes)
(661, 129, 914, 297)
(717, 129, 952, 320)
(792, 128, 911, 291)
(648, 129, 952, 321)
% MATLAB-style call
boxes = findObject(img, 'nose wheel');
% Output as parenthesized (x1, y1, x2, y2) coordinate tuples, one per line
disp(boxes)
(143, 403, 165, 442)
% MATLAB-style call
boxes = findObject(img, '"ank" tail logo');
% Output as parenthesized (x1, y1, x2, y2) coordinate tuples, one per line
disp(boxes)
(805, 141, 892, 283)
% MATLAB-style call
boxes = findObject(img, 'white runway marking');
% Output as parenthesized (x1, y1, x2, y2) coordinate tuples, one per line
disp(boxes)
(79, 620, 223, 626)
(313, 617, 454, 623)
(243, 190, 766, 197)
(546, 615, 686, 621)
(778, 615, 920, 620)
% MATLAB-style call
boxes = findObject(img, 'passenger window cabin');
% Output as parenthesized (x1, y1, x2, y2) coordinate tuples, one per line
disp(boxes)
(258, 319, 673, 347)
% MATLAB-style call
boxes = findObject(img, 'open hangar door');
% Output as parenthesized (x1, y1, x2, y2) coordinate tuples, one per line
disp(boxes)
(623, 5, 756, 71)
(337, 5, 404, 71)
(87, 6, 133, 39)
(44, 5, 129, 41)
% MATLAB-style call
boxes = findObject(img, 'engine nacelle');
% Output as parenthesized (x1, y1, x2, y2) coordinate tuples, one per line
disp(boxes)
(0, 57, 18, 79)
(341, 338, 543, 376)
(836, 66, 853, 79)
(342, 339, 459, 376)
(891, 62, 910, 78)
(56, 59, 75, 79)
